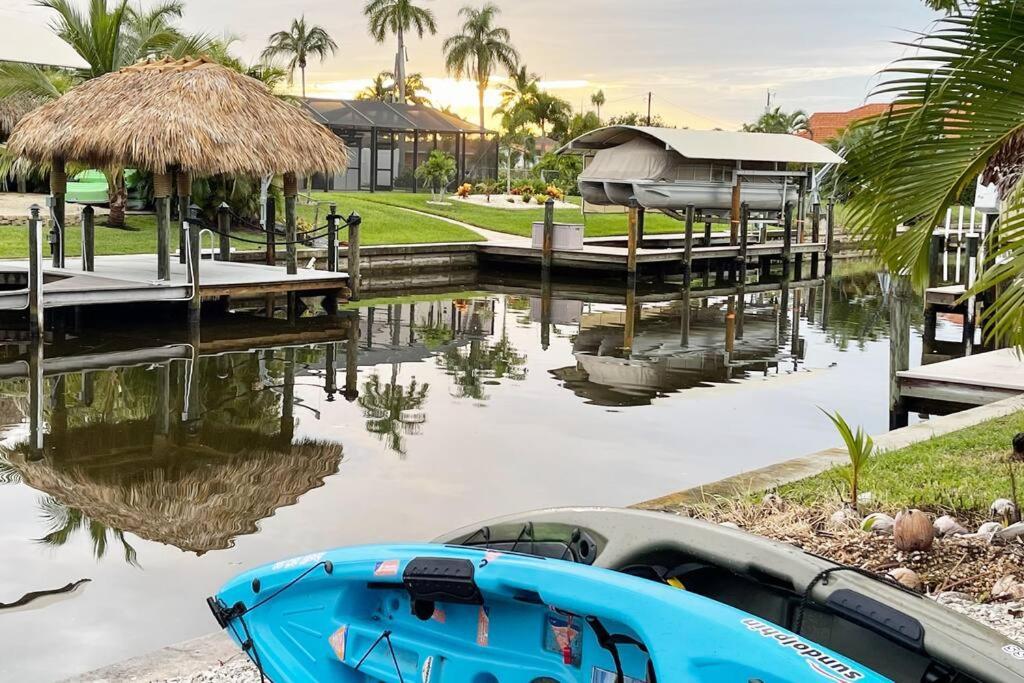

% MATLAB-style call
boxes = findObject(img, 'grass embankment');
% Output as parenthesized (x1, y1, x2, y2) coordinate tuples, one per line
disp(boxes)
(314, 191, 731, 239)
(781, 411, 1024, 516)
(0, 195, 481, 258)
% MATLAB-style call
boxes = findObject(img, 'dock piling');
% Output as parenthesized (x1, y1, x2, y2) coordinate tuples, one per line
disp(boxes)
(929, 234, 945, 288)
(825, 200, 835, 275)
(81, 205, 95, 272)
(542, 198, 555, 272)
(782, 201, 793, 269)
(327, 203, 339, 272)
(154, 173, 171, 280)
(28, 204, 44, 338)
(265, 196, 277, 266)
(965, 234, 980, 348)
(738, 203, 749, 282)
(889, 275, 912, 429)
(284, 172, 298, 275)
(683, 204, 695, 284)
(348, 212, 362, 300)
(344, 316, 360, 401)
(177, 172, 191, 264)
(50, 160, 66, 268)
(185, 206, 201, 326)
(627, 197, 639, 280)
(217, 203, 231, 262)
(637, 207, 646, 249)
(810, 202, 821, 277)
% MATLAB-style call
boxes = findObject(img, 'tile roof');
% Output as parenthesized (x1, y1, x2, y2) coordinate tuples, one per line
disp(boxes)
(802, 103, 895, 143)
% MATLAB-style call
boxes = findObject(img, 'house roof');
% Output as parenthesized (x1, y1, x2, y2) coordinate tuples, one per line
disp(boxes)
(300, 97, 487, 134)
(802, 103, 895, 143)
(559, 126, 844, 165)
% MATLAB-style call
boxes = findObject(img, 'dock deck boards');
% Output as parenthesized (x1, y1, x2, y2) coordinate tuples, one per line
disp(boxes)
(897, 348, 1024, 406)
(0, 254, 349, 310)
(924, 284, 966, 308)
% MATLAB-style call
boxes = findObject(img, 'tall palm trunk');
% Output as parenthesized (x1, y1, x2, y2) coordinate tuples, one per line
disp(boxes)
(300, 57, 307, 98)
(477, 83, 486, 132)
(396, 28, 406, 103)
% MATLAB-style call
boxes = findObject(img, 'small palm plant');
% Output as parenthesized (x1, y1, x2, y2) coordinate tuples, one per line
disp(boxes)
(415, 150, 456, 203)
(821, 408, 874, 507)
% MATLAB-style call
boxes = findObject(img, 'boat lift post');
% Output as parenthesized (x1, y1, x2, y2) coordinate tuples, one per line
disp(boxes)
(825, 200, 835, 275)
(49, 159, 66, 268)
(81, 205, 95, 272)
(217, 203, 231, 262)
(626, 197, 639, 282)
(810, 202, 821, 277)
(28, 204, 44, 338)
(154, 172, 171, 280)
(782, 201, 794, 275)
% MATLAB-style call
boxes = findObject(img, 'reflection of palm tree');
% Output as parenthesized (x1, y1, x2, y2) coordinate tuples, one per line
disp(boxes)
(439, 335, 527, 400)
(37, 496, 139, 567)
(357, 374, 429, 457)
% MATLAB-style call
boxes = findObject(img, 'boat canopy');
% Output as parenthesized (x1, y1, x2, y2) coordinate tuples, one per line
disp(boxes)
(560, 125, 845, 166)
(578, 138, 675, 182)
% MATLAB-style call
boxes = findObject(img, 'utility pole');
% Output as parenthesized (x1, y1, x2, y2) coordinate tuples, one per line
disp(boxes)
(646, 91, 652, 126)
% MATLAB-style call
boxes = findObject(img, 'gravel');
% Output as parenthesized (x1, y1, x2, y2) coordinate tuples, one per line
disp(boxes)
(935, 592, 1024, 645)
(161, 657, 261, 683)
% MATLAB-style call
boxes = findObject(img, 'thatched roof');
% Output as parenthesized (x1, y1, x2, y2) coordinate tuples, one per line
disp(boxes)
(6, 56, 348, 176)
(0, 95, 42, 138)
(3, 422, 344, 554)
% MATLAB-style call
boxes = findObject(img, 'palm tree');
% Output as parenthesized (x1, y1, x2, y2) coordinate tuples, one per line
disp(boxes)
(357, 374, 429, 457)
(528, 91, 572, 140)
(842, 1, 1024, 345)
(0, 0, 209, 227)
(363, 0, 437, 105)
(496, 65, 538, 132)
(443, 3, 520, 131)
(415, 149, 457, 202)
(401, 72, 431, 105)
(741, 106, 809, 135)
(591, 89, 606, 120)
(357, 71, 395, 101)
(261, 16, 337, 98)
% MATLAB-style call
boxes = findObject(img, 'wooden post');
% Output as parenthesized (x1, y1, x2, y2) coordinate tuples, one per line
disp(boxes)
(542, 198, 555, 272)
(327, 203, 339, 272)
(344, 314, 360, 401)
(217, 202, 231, 261)
(683, 204, 695, 284)
(730, 167, 741, 246)
(703, 216, 712, 246)
(810, 202, 821, 277)
(28, 204, 44, 338)
(154, 172, 171, 280)
(964, 234, 980, 349)
(725, 295, 736, 358)
(627, 197, 639, 280)
(185, 206, 201, 326)
(50, 160, 66, 268)
(284, 172, 298, 275)
(680, 285, 691, 348)
(928, 234, 945, 288)
(623, 279, 637, 353)
(738, 202, 749, 282)
(821, 276, 832, 333)
(265, 196, 277, 266)
(81, 205, 95, 272)
(177, 171, 191, 264)
(889, 274, 912, 429)
(281, 347, 296, 444)
(540, 273, 552, 350)
(28, 335, 44, 459)
(156, 362, 170, 438)
(637, 207, 646, 249)
(782, 201, 793, 271)
(348, 212, 362, 300)
(324, 342, 338, 400)
(825, 200, 835, 275)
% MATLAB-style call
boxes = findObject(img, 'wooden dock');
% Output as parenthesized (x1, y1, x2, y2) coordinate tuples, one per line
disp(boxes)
(0, 254, 349, 310)
(897, 348, 1024, 409)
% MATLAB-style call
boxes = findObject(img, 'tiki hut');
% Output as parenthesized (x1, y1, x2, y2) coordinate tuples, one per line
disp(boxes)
(5, 56, 348, 279)
(0, 95, 41, 139)
(6, 56, 348, 176)
(2, 421, 344, 554)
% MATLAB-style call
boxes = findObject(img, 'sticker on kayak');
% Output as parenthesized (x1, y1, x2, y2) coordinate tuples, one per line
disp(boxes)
(374, 559, 400, 577)
(1005, 644, 1024, 660)
(590, 668, 644, 683)
(329, 625, 347, 661)
(272, 552, 324, 571)
(432, 607, 446, 624)
(476, 606, 490, 646)
(741, 619, 867, 681)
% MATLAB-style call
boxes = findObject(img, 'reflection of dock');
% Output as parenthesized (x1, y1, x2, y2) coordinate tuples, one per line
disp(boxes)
(898, 348, 1024, 412)
(0, 254, 349, 310)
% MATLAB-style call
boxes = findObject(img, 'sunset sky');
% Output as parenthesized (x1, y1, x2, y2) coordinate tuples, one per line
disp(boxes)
(2, 0, 940, 129)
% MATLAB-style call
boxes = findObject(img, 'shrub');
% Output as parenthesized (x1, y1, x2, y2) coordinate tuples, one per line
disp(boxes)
(456, 182, 473, 198)
(546, 184, 565, 201)
(533, 193, 548, 205)
(521, 194, 532, 204)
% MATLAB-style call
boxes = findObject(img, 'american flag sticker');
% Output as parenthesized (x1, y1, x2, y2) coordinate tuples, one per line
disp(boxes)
(374, 559, 400, 576)
(329, 625, 347, 661)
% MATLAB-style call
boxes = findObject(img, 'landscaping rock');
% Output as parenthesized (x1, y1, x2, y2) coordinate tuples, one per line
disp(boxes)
(934, 592, 1024, 645)
(934, 514, 969, 537)
(979, 522, 1004, 536)
(990, 498, 1018, 522)
(831, 507, 861, 529)
(997, 522, 1024, 541)
(862, 512, 895, 534)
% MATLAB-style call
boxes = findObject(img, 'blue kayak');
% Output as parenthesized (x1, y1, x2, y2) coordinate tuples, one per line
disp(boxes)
(210, 544, 890, 682)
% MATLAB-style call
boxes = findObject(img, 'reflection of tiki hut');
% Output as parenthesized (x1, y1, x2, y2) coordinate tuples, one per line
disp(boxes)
(3, 421, 343, 554)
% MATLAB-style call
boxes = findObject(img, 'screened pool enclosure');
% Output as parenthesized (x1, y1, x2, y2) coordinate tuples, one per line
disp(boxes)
(300, 98, 500, 192)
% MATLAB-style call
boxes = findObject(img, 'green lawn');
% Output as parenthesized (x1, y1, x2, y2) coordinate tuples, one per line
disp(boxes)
(312, 191, 730, 239)
(779, 411, 1024, 516)
(0, 195, 481, 258)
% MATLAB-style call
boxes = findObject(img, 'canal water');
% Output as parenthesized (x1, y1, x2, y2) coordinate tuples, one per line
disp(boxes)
(0, 270, 926, 681)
